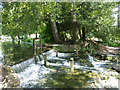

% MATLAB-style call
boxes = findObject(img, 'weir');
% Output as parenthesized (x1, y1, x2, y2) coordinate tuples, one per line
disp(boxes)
(2, 49, 118, 88)
(12, 58, 35, 73)
(0, 50, 4, 65)
(12, 49, 113, 73)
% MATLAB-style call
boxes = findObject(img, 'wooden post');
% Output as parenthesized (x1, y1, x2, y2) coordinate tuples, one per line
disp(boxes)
(117, 56, 119, 66)
(74, 45, 79, 56)
(33, 38, 35, 54)
(56, 50, 58, 57)
(70, 58, 74, 73)
(33, 38, 37, 64)
(37, 55, 41, 61)
(39, 38, 43, 54)
(44, 55, 47, 66)
(75, 49, 79, 56)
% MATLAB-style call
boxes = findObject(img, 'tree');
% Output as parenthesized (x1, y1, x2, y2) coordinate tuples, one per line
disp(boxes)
(2, 2, 117, 45)
(2, 2, 42, 40)
(41, 2, 62, 43)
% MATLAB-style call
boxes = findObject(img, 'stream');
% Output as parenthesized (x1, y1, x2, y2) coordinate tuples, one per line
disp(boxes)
(11, 49, 119, 88)
(0, 50, 3, 65)
(0, 37, 119, 88)
(0, 43, 4, 65)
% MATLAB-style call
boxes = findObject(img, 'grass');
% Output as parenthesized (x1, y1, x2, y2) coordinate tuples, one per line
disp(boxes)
(41, 66, 95, 88)
(53, 46, 75, 53)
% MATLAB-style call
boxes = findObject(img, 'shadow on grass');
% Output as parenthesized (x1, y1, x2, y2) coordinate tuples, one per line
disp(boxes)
(44, 66, 92, 88)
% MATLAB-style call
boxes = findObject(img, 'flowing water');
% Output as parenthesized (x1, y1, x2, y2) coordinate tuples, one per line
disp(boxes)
(12, 58, 35, 73)
(10, 49, 119, 88)
(0, 39, 119, 88)
(0, 40, 4, 65)
(87, 54, 119, 88)
(0, 37, 119, 88)
(0, 49, 4, 65)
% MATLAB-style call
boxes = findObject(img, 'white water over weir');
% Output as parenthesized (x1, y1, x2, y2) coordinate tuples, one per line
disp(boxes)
(12, 58, 35, 73)
(12, 49, 73, 72)
(0, 50, 4, 65)
(87, 54, 107, 72)
(11, 49, 119, 88)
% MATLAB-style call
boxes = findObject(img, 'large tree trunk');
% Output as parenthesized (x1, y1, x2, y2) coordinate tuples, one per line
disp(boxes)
(51, 20, 61, 43)
(72, 15, 79, 43)
(72, 24, 79, 43)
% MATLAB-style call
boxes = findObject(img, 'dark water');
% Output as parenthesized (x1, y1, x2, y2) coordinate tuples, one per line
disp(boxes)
(1, 41, 33, 65)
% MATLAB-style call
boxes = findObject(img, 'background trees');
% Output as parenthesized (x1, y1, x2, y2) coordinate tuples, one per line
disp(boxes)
(2, 2, 119, 46)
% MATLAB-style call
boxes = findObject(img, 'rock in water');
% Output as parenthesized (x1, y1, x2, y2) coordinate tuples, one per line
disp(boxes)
(0, 65, 20, 88)
(111, 65, 120, 73)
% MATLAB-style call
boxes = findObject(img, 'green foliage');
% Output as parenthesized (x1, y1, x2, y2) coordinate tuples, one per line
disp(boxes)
(2, 2, 118, 44)
(39, 21, 54, 43)
(22, 36, 33, 43)
(2, 2, 43, 38)
(102, 41, 120, 47)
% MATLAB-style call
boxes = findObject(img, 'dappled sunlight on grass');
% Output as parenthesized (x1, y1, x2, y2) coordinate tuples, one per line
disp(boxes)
(44, 66, 92, 88)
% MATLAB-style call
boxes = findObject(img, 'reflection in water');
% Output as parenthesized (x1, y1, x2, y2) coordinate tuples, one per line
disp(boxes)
(1, 41, 33, 65)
